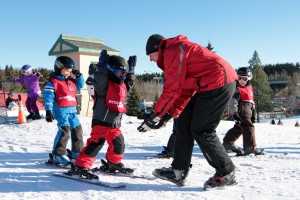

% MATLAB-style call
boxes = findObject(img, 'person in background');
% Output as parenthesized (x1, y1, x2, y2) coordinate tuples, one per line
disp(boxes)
(138, 34, 238, 190)
(295, 121, 300, 127)
(270, 118, 276, 125)
(73, 51, 136, 178)
(11, 65, 42, 120)
(277, 119, 283, 125)
(43, 56, 85, 165)
(5, 92, 19, 109)
(156, 118, 178, 158)
(223, 67, 264, 156)
(138, 99, 146, 119)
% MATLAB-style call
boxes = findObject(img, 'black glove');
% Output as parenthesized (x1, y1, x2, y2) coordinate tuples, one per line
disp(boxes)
(88, 63, 97, 75)
(46, 110, 54, 122)
(72, 69, 81, 78)
(154, 112, 173, 129)
(137, 112, 161, 132)
(233, 113, 241, 123)
(98, 50, 109, 65)
(86, 76, 94, 85)
(128, 55, 137, 73)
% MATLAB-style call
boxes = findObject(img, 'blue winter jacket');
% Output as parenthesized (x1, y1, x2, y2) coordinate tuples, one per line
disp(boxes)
(43, 72, 85, 116)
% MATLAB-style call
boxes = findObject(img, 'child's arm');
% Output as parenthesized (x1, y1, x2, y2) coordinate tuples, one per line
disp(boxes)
(75, 74, 85, 90)
(71, 69, 85, 90)
(124, 73, 135, 92)
(43, 81, 55, 111)
(11, 77, 24, 84)
(229, 88, 240, 116)
(125, 55, 137, 91)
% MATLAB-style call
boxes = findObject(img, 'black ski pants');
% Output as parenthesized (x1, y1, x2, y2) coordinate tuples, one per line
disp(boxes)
(171, 81, 236, 176)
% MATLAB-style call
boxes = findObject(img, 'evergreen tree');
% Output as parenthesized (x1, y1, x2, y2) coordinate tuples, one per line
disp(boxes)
(248, 51, 273, 122)
(126, 86, 140, 116)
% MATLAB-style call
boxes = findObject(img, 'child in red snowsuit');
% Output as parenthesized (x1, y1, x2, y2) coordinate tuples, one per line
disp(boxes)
(75, 51, 136, 175)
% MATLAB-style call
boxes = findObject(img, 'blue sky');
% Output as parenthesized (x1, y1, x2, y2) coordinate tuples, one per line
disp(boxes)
(0, 0, 299, 74)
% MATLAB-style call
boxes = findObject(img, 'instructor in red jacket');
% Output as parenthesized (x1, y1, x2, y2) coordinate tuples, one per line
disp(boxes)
(138, 34, 238, 190)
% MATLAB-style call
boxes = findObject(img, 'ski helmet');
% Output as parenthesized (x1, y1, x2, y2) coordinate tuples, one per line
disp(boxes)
(106, 55, 128, 81)
(54, 56, 75, 75)
(237, 67, 252, 80)
(21, 65, 33, 75)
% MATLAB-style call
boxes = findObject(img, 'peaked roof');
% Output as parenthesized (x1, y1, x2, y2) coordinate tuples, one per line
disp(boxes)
(49, 34, 119, 56)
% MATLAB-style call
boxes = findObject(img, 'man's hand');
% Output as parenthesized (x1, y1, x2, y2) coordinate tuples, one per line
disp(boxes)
(154, 112, 173, 129)
(137, 113, 161, 132)
(46, 110, 54, 122)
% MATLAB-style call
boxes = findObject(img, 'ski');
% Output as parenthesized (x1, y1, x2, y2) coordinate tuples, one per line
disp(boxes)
(146, 154, 172, 159)
(91, 159, 156, 180)
(42, 161, 72, 169)
(53, 173, 126, 189)
(92, 168, 156, 180)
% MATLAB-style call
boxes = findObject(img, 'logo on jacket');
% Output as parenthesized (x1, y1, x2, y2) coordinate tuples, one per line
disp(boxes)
(59, 95, 76, 102)
(108, 100, 125, 108)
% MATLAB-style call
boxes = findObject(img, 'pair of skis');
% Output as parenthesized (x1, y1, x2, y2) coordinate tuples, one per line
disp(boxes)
(46, 159, 155, 189)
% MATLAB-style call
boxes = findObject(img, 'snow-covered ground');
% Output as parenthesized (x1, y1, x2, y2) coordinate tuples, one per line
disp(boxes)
(0, 114, 299, 200)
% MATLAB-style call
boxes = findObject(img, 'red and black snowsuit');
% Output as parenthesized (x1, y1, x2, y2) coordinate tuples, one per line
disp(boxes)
(155, 35, 237, 176)
(75, 64, 135, 169)
(223, 82, 257, 148)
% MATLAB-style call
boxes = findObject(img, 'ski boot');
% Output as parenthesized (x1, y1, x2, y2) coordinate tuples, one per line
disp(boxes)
(66, 149, 79, 161)
(204, 171, 237, 190)
(26, 112, 34, 120)
(68, 163, 99, 180)
(157, 146, 173, 158)
(223, 143, 244, 155)
(32, 112, 41, 120)
(237, 147, 265, 156)
(53, 155, 71, 165)
(100, 159, 134, 174)
(46, 153, 70, 167)
(152, 166, 191, 186)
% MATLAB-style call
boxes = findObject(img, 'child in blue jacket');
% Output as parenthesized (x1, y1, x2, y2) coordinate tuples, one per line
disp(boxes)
(43, 56, 85, 164)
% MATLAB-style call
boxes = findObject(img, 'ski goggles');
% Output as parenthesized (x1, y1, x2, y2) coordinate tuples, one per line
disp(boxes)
(238, 76, 250, 81)
(22, 70, 31, 75)
(107, 64, 127, 80)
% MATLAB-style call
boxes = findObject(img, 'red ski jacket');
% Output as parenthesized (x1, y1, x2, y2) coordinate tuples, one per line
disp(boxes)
(154, 35, 237, 117)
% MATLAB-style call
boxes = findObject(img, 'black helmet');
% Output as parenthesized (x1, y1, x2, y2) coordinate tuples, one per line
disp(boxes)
(106, 55, 128, 83)
(237, 67, 252, 80)
(54, 56, 75, 75)
(107, 55, 128, 70)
